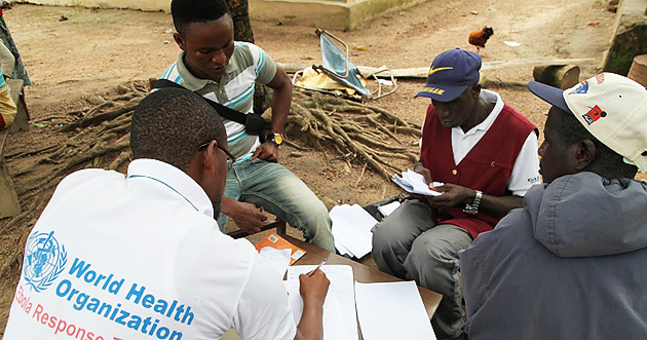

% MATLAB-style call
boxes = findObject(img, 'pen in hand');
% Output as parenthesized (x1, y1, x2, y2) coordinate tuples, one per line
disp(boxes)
(308, 259, 327, 277)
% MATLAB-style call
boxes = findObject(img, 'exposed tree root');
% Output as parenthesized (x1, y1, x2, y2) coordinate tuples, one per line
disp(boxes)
(9, 82, 421, 193)
(285, 90, 420, 179)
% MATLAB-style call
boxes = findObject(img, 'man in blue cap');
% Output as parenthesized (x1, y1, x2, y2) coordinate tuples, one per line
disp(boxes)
(372, 48, 540, 340)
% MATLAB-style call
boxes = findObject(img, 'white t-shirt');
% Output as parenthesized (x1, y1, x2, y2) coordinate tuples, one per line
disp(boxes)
(450, 90, 540, 196)
(3, 159, 296, 340)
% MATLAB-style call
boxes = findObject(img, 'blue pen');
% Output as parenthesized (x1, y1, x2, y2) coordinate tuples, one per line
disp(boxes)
(308, 259, 327, 277)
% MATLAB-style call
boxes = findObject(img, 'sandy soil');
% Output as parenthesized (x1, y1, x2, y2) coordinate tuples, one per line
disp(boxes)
(0, 0, 626, 332)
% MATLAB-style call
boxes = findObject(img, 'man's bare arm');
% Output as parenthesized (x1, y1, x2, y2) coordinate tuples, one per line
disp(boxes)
(294, 270, 329, 340)
(266, 66, 292, 135)
(251, 66, 292, 162)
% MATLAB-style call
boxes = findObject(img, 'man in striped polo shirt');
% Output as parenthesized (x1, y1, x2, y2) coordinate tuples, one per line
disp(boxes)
(162, 0, 334, 252)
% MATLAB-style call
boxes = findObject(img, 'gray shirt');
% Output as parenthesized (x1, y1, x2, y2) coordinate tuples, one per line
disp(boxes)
(459, 172, 647, 339)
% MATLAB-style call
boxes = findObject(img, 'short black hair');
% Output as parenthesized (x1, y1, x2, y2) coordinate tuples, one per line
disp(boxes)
(171, 0, 230, 36)
(553, 107, 637, 179)
(131, 88, 227, 171)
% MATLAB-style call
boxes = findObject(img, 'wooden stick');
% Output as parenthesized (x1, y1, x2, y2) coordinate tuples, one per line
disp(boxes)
(279, 58, 598, 78)
(354, 162, 367, 187)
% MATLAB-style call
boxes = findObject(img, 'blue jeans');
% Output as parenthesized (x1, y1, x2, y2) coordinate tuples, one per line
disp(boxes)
(217, 158, 335, 252)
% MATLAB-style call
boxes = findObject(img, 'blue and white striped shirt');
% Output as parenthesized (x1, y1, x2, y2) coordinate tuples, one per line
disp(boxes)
(160, 42, 277, 160)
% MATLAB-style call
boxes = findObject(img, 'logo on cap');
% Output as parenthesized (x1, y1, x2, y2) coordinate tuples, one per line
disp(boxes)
(428, 66, 454, 76)
(420, 87, 445, 95)
(595, 74, 605, 84)
(569, 80, 589, 95)
(582, 105, 607, 125)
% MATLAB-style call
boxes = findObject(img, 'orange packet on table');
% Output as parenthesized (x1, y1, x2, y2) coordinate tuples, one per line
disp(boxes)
(255, 231, 306, 265)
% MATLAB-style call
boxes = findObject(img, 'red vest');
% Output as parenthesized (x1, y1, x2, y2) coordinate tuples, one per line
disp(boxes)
(420, 103, 536, 239)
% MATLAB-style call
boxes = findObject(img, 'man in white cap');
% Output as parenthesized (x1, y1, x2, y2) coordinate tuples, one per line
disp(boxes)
(372, 48, 540, 340)
(460, 73, 647, 339)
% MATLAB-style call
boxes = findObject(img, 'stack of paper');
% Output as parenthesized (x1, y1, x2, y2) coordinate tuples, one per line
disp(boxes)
(355, 281, 437, 340)
(284, 265, 358, 340)
(284, 265, 435, 340)
(392, 169, 444, 196)
(330, 204, 378, 259)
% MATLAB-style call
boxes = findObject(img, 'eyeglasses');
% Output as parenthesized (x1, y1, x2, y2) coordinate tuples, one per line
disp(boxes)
(198, 141, 236, 171)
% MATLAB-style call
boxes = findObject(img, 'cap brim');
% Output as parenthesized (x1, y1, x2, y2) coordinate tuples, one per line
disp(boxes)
(415, 83, 469, 102)
(528, 81, 572, 114)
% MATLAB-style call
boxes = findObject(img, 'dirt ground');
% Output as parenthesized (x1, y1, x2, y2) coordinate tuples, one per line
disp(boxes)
(0, 0, 628, 332)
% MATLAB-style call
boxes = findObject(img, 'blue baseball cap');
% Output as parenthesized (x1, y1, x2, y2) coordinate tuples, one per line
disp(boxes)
(527, 80, 572, 114)
(415, 48, 482, 102)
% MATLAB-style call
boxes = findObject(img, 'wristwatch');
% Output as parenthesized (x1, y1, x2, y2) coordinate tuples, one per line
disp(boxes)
(463, 190, 482, 215)
(266, 133, 284, 147)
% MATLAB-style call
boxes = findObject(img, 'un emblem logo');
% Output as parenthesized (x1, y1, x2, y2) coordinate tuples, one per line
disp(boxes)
(24, 231, 67, 293)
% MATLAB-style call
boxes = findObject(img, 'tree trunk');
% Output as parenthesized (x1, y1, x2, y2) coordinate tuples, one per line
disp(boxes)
(227, 0, 255, 43)
(533, 65, 580, 89)
(627, 54, 647, 87)
(227, 0, 270, 115)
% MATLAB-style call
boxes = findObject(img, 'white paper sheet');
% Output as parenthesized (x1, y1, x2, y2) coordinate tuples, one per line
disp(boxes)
(504, 41, 522, 47)
(285, 265, 358, 340)
(334, 232, 364, 258)
(392, 169, 444, 196)
(355, 281, 436, 340)
(259, 247, 292, 277)
(330, 204, 378, 259)
(377, 200, 401, 217)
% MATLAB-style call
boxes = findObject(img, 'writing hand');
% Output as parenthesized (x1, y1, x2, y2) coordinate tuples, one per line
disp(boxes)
(299, 270, 330, 306)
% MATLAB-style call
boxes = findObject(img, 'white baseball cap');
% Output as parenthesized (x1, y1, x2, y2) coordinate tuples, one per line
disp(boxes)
(529, 73, 647, 172)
